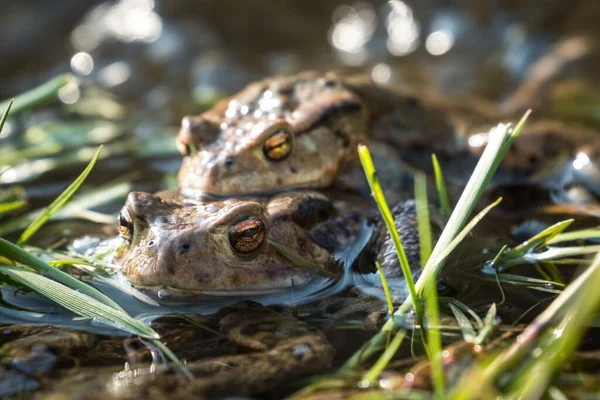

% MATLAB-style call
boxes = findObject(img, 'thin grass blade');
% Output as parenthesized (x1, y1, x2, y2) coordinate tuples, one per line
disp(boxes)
(358, 144, 421, 318)
(549, 228, 600, 244)
(432, 154, 451, 218)
(0, 237, 124, 311)
(449, 303, 476, 343)
(0, 99, 14, 134)
(474, 304, 497, 344)
(17, 145, 103, 245)
(0, 200, 26, 215)
(425, 278, 444, 398)
(0, 74, 76, 115)
(343, 115, 529, 371)
(361, 329, 407, 384)
(414, 171, 432, 267)
(428, 197, 503, 270)
(0, 265, 157, 338)
(375, 261, 394, 315)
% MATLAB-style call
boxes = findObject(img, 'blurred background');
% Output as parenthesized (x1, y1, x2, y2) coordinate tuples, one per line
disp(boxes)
(2, 0, 600, 104)
(1, 0, 599, 214)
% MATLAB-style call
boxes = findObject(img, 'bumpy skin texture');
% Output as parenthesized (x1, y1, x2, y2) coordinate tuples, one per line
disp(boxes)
(177, 70, 600, 199)
(177, 71, 369, 195)
(115, 191, 338, 296)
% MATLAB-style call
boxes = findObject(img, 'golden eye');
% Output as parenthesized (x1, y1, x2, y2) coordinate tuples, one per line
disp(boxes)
(263, 129, 293, 161)
(228, 216, 266, 254)
(117, 207, 134, 242)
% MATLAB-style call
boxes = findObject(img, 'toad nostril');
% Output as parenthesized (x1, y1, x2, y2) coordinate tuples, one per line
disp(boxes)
(177, 243, 192, 254)
(224, 156, 235, 169)
(148, 240, 155, 247)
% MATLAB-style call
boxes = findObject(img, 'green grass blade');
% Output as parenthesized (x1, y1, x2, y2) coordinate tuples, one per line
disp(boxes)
(0, 265, 157, 339)
(474, 304, 497, 344)
(427, 197, 503, 270)
(361, 329, 407, 384)
(343, 116, 529, 371)
(425, 278, 444, 399)
(450, 300, 483, 329)
(0, 200, 26, 215)
(449, 303, 476, 343)
(150, 339, 193, 379)
(358, 144, 422, 318)
(432, 154, 451, 218)
(375, 261, 394, 315)
(0, 181, 130, 237)
(0, 237, 124, 311)
(0, 74, 76, 115)
(548, 228, 600, 244)
(506, 219, 574, 257)
(0, 98, 14, 134)
(414, 171, 432, 267)
(17, 145, 103, 245)
(482, 252, 600, 384)
(501, 245, 600, 267)
(504, 258, 600, 398)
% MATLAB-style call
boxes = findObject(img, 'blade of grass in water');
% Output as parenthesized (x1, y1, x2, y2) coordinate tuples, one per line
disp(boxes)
(343, 113, 530, 371)
(426, 197, 502, 269)
(375, 261, 394, 315)
(47, 259, 160, 307)
(150, 339, 193, 379)
(0, 237, 124, 311)
(17, 145, 103, 245)
(483, 252, 600, 384)
(449, 303, 477, 343)
(424, 278, 444, 399)
(0, 99, 13, 133)
(361, 329, 407, 385)
(358, 144, 422, 318)
(0, 265, 157, 338)
(414, 171, 432, 267)
(431, 154, 451, 218)
(0, 200, 26, 215)
(548, 228, 600, 244)
(0, 265, 192, 378)
(0, 74, 76, 115)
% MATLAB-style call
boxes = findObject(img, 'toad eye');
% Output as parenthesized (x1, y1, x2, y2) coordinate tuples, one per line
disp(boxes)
(263, 128, 293, 161)
(117, 207, 134, 242)
(228, 216, 266, 254)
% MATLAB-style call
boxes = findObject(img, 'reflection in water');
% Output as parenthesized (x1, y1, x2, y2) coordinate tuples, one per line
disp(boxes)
(98, 61, 132, 88)
(71, 0, 163, 51)
(425, 30, 454, 56)
(70, 52, 94, 76)
(58, 82, 82, 105)
(386, 0, 420, 56)
(329, 2, 377, 65)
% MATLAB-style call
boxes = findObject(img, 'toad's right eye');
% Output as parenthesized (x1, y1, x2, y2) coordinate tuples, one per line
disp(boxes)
(117, 207, 134, 242)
